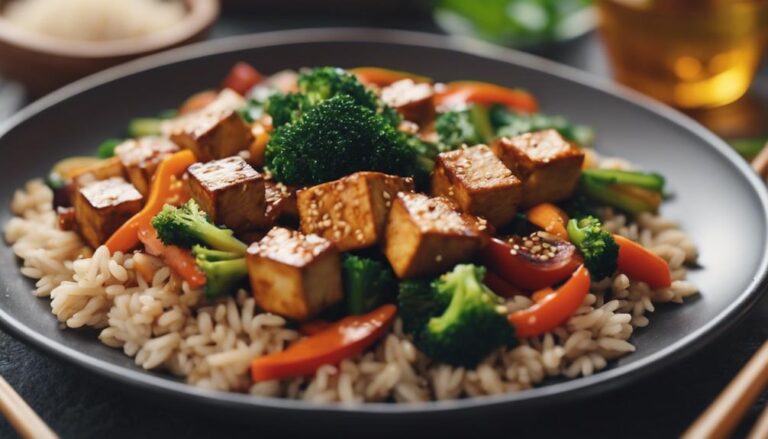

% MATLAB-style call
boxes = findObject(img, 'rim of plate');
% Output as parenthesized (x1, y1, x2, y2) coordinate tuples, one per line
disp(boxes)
(1, 28, 767, 415)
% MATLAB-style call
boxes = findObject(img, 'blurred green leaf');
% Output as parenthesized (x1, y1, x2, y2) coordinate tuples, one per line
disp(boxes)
(434, 0, 593, 46)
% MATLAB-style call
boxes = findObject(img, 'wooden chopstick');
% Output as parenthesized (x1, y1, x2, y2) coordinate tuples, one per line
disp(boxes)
(683, 340, 768, 439)
(0, 375, 58, 439)
(748, 403, 768, 439)
(751, 141, 768, 178)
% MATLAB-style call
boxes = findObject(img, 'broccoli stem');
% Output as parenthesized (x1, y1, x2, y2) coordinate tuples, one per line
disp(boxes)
(197, 258, 248, 299)
(190, 223, 247, 254)
(192, 245, 243, 262)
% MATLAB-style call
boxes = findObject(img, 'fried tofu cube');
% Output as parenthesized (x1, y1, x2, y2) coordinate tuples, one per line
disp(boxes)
(384, 193, 485, 279)
(186, 156, 266, 232)
(74, 177, 143, 248)
(168, 89, 254, 162)
(297, 172, 414, 251)
(265, 180, 298, 225)
(491, 129, 585, 206)
(247, 227, 342, 320)
(380, 79, 435, 124)
(432, 144, 522, 227)
(114, 136, 179, 196)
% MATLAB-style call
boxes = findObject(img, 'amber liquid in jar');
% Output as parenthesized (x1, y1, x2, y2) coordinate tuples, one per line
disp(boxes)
(597, 0, 768, 109)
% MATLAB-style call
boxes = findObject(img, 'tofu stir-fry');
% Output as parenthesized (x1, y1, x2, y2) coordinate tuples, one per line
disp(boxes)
(43, 63, 678, 380)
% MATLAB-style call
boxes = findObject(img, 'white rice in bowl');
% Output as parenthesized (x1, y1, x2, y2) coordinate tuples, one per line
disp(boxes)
(3, 164, 699, 403)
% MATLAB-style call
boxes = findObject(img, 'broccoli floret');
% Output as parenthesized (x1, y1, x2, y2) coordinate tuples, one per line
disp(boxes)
(265, 95, 419, 186)
(151, 200, 247, 254)
(436, 110, 480, 150)
(566, 216, 619, 280)
(298, 67, 376, 109)
(560, 195, 599, 219)
(265, 93, 309, 127)
(194, 245, 248, 299)
(342, 255, 397, 315)
(401, 265, 515, 368)
(490, 105, 594, 146)
(298, 67, 401, 126)
(398, 279, 449, 334)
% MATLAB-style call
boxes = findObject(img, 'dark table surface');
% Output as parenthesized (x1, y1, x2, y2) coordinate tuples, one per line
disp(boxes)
(2, 8, 768, 439)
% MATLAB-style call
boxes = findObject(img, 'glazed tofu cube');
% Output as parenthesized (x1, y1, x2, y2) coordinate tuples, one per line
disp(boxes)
(432, 144, 522, 227)
(74, 177, 143, 248)
(114, 136, 179, 196)
(384, 193, 485, 279)
(297, 172, 414, 251)
(380, 79, 435, 124)
(264, 180, 298, 225)
(186, 156, 266, 232)
(168, 89, 254, 162)
(491, 129, 584, 206)
(247, 227, 342, 320)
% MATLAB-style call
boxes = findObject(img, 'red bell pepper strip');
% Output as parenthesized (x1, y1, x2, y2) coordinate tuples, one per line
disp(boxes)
(484, 271, 524, 298)
(105, 150, 195, 254)
(531, 287, 555, 303)
(483, 237, 581, 291)
(222, 62, 263, 96)
(435, 81, 538, 113)
(251, 304, 396, 382)
(298, 320, 333, 336)
(509, 265, 590, 337)
(137, 226, 206, 289)
(350, 67, 432, 87)
(614, 235, 672, 289)
(526, 203, 570, 240)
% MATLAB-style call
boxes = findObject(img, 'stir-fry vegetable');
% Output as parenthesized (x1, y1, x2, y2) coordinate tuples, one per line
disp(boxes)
(105, 150, 195, 254)
(151, 200, 247, 254)
(265, 95, 419, 186)
(342, 255, 397, 315)
(435, 104, 493, 150)
(298, 66, 396, 123)
(509, 265, 590, 337)
(193, 246, 249, 299)
(138, 226, 207, 289)
(526, 203, 570, 240)
(350, 67, 432, 87)
(251, 304, 396, 382)
(579, 169, 665, 214)
(128, 117, 164, 138)
(483, 234, 580, 291)
(399, 265, 514, 367)
(151, 200, 249, 298)
(614, 235, 672, 289)
(221, 62, 263, 96)
(265, 92, 309, 127)
(96, 138, 123, 158)
(490, 105, 594, 146)
(435, 81, 538, 113)
(566, 216, 619, 280)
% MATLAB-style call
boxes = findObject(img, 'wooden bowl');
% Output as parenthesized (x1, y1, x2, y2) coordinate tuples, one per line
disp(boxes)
(0, 0, 219, 97)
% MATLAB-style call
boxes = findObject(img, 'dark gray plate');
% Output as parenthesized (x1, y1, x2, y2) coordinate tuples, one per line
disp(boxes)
(1, 29, 767, 422)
